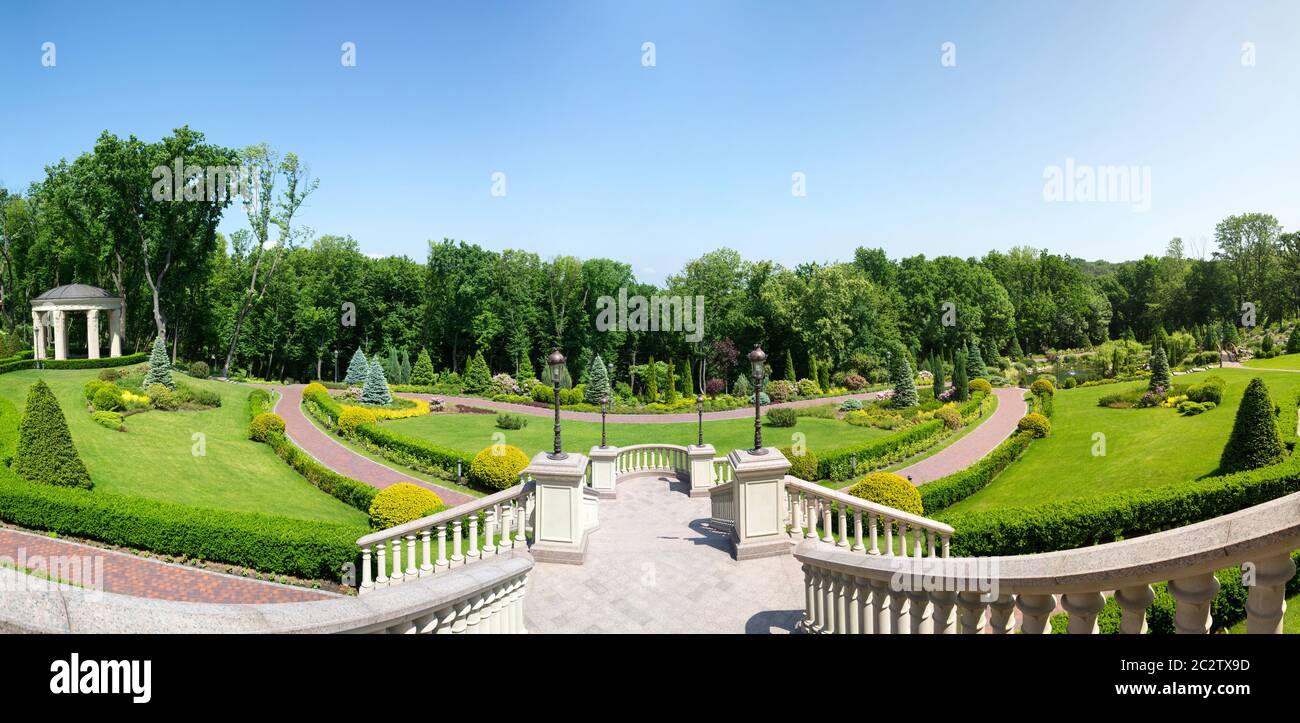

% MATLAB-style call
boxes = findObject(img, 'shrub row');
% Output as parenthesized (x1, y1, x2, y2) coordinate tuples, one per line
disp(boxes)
(919, 431, 1036, 514)
(817, 393, 986, 481)
(264, 432, 377, 513)
(939, 454, 1300, 557)
(0, 352, 148, 375)
(0, 466, 364, 580)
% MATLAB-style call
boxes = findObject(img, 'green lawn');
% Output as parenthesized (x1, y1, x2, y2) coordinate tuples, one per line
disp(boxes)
(384, 410, 891, 457)
(1227, 593, 1300, 634)
(1244, 353, 1300, 370)
(0, 369, 367, 526)
(942, 367, 1300, 514)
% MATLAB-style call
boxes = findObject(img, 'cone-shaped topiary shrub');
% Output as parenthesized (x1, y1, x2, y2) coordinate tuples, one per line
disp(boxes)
(463, 350, 491, 394)
(344, 348, 369, 385)
(584, 354, 612, 404)
(142, 335, 174, 390)
(361, 359, 393, 405)
(1219, 377, 1286, 473)
(1148, 346, 1172, 393)
(410, 349, 436, 386)
(847, 472, 922, 516)
(468, 444, 530, 491)
(12, 380, 92, 489)
(890, 345, 918, 409)
(368, 482, 445, 530)
(966, 339, 987, 380)
(1287, 330, 1300, 355)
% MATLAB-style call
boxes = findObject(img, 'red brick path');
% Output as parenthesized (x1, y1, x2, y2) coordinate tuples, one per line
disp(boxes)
(271, 385, 473, 505)
(0, 528, 333, 603)
(897, 387, 1028, 485)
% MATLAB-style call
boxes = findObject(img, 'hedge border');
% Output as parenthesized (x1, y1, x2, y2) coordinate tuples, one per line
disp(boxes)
(0, 352, 148, 375)
(919, 430, 1036, 514)
(818, 392, 988, 481)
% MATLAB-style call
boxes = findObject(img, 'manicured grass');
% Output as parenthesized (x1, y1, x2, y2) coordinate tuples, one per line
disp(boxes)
(943, 368, 1300, 514)
(1244, 353, 1300, 370)
(383, 410, 891, 457)
(1226, 593, 1300, 634)
(0, 369, 367, 525)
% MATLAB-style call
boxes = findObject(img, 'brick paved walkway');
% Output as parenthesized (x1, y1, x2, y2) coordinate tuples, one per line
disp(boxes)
(0, 528, 334, 603)
(272, 385, 473, 505)
(523, 475, 805, 634)
(896, 387, 1028, 485)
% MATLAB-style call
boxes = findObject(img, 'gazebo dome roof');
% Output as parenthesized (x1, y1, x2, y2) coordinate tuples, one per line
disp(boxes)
(35, 284, 115, 300)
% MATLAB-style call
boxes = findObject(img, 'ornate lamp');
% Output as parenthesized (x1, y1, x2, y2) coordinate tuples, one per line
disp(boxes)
(748, 344, 768, 455)
(599, 395, 611, 448)
(696, 393, 705, 446)
(547, 348, 568, 460)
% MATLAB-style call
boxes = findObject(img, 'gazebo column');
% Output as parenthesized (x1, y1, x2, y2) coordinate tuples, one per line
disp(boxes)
(86, 309, 101, 360)
(31, 311, 45, 360)
(52, 310, 68, 361)
(109, 308, 122, 358)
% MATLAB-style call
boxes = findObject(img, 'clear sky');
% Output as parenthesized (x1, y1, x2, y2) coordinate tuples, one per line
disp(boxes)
(3, 1, 1298, 281)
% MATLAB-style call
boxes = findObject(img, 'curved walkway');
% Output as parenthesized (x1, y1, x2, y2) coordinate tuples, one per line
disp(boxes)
(896, 387, 1027, 485)
(0, 527, 333, 603)
(271, 385, 474, 506)
(414, 389, 896, 424)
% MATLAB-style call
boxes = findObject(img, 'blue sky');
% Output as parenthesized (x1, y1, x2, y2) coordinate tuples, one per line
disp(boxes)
(3, 1, 1298, 281)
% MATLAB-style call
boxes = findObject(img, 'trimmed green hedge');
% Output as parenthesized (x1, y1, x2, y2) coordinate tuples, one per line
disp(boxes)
(265, 432, 377, 513)
(0, 352, 148, 375)
(248, 388, 273, 419)
(818, 393, 987, 481)
(0, 466, 364, 580)
(939, 454, 1300, 557)
(920, 431, 1036, 514)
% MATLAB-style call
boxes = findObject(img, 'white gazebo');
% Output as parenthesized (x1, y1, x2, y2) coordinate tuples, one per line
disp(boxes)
(31, 284, 125, 361)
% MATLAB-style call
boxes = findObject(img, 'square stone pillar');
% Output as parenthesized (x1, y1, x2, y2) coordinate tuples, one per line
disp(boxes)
(52, 310, 68, 361)
(588, 445, 618, 498)
(525, 451, 595, 564)
(108, 308, 122, 358)
(726, 447, 793, 560)
(687, 444, 717, 498)
(86, 309, 101, 359)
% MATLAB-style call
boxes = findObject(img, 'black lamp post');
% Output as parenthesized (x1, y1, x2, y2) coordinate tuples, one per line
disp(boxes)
(748, 344, 768, 455)
(599, 395, 610, 448)
(696, 393, 705, 446)
(547, 348, 568, 460)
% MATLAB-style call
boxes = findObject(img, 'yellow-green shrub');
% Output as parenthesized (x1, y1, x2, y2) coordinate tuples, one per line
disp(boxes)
(368, 482, 445, 530)
(847, 472, 923, 515)
(303, 382, 329, 398)
(249, 412, 286, 442)
(1030, 378, 1056, 396)
(934, 406, 962, 430)
(469, 445, 529, 491)
(780, 445, 818, 480)
(1017, 412, 1051, 438)
(338, 406, 377, 435)
(969, 378, 992, 395)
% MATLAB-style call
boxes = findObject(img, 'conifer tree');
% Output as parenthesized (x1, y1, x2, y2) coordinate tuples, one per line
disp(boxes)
(410, 349, 435, 386)
(361, 358, 394, 405)
(142, 335, 175, 390)
(889, 344, 919, 409)
(665, 360, 678, 404)
(344, 348, 369, 385)
(681, 357, 693, 396)
(1148, 346, 1172, 392)
(784, 349, 797, 383)
(953, 349, 970, 402)
(932, 353, 945, 398)
(463, 350, 491, 394)
(12, 380, 92, 489)
(585, 354, 612, 404)
(966, 338, 987, 380)
(647, 356, 658, 402)
(1219, 377, 1286, 473)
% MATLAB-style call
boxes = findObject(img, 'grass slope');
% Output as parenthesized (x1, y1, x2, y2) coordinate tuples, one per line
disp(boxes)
(0, 369, 366, 526)
(1244, 353, 1300, 370)
(943, 367, 1300, 513)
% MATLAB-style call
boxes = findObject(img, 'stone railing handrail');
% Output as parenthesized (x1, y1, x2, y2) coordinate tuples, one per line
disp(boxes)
(358, 481, 535, 593)
(785, 476, 954, 545)
(0, 551, 534, 634)
(616, 443, 691, 454)
(794, 489, 1300, 634)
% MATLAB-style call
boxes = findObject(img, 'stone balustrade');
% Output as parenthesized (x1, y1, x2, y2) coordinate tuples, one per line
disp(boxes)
(0, 551, 533, 634)
(794, 489, 1300, 634)
(711, 456, 734, 485)
(615, 444, 690, 479)
(784, 477, 954, 559)
(357, 482, 534, 594)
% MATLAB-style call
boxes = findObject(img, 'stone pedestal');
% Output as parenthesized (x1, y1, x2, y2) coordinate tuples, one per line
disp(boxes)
(588, 445, 618, 498)
(726, 447, 792, 560)
(687, 444, 717, 498)
(525, 451, 596, 565)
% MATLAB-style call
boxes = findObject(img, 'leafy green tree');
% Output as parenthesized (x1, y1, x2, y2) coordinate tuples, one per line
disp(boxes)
(344, 348, 369, 385)
(584, 354, 612, 404)
(12, 380, 92, 489)
(1219, 377, 1286, 473)
(361, 358, 393, 405)
(463, 350, 491, 394)
(410, 349, 435, 386)
(143, 335, 175, 389)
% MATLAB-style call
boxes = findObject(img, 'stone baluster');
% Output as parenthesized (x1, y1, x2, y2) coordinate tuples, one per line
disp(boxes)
(435, 605, 455, 634)
(1169, 573, 1220, 634)
(499, 506, 513, 550)
(467, 592, 485, 633)
(913, 528, 923, 558)
(420, 530, 433, 576)
(930, 591, 956, 634)
(451, 519, 464, 565)
(869, 578, 891, 634)
(468, 514, 480, 559)
(927, 531, 936, 558)
(390, 539, 404, 584)
(883, 518, 894, 556)
(907, 589, 933, 634)
(1016, 593, 1057, 634)
(515, 502, 527, 545)
(375, 542, 389, 586)
(405, 534, 417, 578)
(360, 546, 373, 591)
(1114, 584, 1154, 634)
(988, 594, 1016, 633)
(1062, 591, 1105, 634)
(941, 534, 950, 558)
(849, 576, 867, 634)
(888, 586, 910, 634)
(955, 591, 986, 634)
(452, 598, 471, 634)
(1245, 553, 1297, 634)
(436, 524, 449, 569)
(805, 496, 818, 539)
(836, 505, 849, 547)
(483, 509, 497, 556)
(868, 512, 880, 555)
(821, 502, 834, 544)
(852, 510, 864, 552)
(788, 490, 803, 536)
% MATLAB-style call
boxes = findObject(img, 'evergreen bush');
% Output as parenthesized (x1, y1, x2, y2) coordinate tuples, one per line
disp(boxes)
(1219, 377, 1286, 473)
(11, 380, 92, 489)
